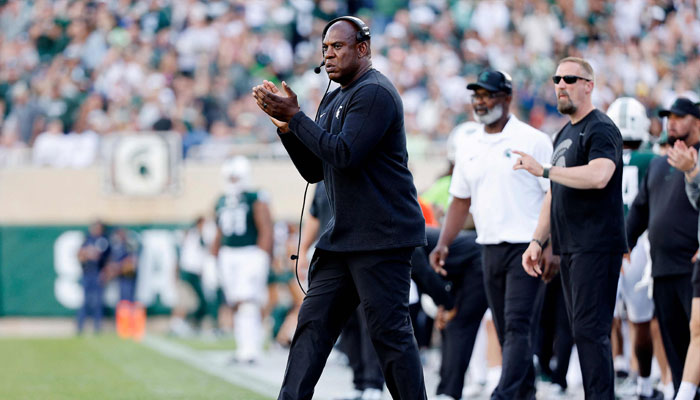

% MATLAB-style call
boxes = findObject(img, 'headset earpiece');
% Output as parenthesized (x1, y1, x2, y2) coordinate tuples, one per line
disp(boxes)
(321, 16, 371, 43)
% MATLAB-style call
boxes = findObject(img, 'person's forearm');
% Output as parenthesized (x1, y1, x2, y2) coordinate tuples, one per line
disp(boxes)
(254, 201, 274, 256)
(299, 216, 320, 253)
(211, 229, 222, 256)
(687, 167, 700, 211)
(548, 158, 615, 189)
(532, 190, 552, 242)
(436, 197, 470, 249)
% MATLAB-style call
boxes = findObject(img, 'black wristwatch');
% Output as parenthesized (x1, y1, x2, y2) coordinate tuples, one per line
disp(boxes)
(542, 163, 552, 179)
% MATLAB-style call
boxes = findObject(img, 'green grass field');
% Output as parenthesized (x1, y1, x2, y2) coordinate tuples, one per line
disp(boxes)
(0, 336, 273, 400)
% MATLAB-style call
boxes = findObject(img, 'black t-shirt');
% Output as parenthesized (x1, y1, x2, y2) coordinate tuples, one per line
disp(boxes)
(550, 109, 627, 254)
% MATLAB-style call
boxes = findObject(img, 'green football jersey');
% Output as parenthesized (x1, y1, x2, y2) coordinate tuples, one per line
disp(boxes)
(215, 192, 261, 247)
(622, 149, 655, 215)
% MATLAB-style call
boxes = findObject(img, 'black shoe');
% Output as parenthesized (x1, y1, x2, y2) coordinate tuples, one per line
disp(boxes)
(616, 369, 630, 379)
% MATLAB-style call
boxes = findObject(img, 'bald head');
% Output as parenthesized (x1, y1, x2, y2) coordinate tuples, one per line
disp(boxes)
(321, 19, 372, 87)
(325, 20, 371, 55)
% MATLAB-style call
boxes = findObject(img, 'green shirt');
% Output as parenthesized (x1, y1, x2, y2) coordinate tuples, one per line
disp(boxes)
(215, 192, 261, 247)
(622, 149, 656, 215)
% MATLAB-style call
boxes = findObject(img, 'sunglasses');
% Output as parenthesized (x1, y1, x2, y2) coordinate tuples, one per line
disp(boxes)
(552, 75, 591, 84)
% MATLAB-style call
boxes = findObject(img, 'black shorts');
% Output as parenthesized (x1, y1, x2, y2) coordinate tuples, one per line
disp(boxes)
(692, 260, 700, 298)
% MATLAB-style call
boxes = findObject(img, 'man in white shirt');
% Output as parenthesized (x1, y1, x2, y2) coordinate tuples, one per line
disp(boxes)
(430, 70, 553, 400)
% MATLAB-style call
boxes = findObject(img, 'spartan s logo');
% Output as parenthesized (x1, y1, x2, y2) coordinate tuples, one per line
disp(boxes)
(552, 138, 572, 167)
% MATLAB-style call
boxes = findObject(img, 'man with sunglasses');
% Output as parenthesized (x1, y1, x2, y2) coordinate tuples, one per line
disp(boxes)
(515, 57, 627, 399)
(431, 69, 552, 400)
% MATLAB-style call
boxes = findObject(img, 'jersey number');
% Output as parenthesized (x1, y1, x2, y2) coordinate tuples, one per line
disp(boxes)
(219, 205, 249, 236)
(622, 165, 639, 207)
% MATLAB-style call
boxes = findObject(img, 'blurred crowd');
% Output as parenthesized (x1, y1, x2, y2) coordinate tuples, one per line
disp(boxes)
(0, 0, 698, 167)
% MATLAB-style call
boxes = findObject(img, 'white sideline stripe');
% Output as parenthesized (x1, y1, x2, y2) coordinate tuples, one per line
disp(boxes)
(142, 335, 279, 398)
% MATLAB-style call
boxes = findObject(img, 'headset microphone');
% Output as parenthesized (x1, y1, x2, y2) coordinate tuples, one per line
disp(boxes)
(313, 60, 325, 74)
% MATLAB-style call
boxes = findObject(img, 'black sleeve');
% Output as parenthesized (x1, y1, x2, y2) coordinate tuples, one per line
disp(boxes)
(410, 247, 455, 310)
(626, 164, 651, 249)
(586, 122, 621, 163)
(288, 84, 396, 169)
(278, 129, 324, 183)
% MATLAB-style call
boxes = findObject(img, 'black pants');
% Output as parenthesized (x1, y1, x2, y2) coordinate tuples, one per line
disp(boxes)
(425, 229, 487, 399)
(337, 308, 384, 391)
(559, 252, 621, 400)
(653, 274, 692, 392)
(278, 247, 426, 400)
(537, 276, 573, 390)
(483, 242, 544, 400)
(437, 265, 488, 398)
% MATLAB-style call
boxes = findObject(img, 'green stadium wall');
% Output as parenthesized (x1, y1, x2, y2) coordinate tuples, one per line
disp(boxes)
(0, 224, 185, 316)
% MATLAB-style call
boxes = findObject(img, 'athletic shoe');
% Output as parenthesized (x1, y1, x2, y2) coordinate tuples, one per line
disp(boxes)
(462, 381, 485, 398)
(660, 382, 674, 399)
(638, 388, 664, 399)
(334, 389, 362, 400)
(432, 394, 457, 400)
(361, 388, 382, 400)
(538, 381, 567, 398)
(615, 375, 638, 398)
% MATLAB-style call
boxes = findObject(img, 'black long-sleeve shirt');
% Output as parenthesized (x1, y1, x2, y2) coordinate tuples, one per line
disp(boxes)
(280, 69, 426, 252)
(626, 146, 700, 277)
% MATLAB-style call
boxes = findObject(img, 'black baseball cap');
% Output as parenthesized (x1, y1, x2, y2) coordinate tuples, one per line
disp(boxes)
(467, 70, 513, 94)
(658, 97, 700, 119)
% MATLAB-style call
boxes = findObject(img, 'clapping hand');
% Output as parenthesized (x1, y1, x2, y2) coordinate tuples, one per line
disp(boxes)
(667, 140, 698, 173)
(252, 81, 300, 132)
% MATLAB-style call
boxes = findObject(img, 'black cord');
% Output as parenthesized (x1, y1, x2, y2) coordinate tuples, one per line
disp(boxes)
(292, 182, 310, 295)
(292, 78, 333, 296)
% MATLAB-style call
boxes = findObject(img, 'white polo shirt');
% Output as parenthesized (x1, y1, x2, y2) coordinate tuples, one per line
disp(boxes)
(450, 115, 553, 245)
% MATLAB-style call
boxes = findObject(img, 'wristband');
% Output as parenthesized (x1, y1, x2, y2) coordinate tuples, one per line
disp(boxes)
(532, 238, 549, 249)
(542, 163, 552, 179)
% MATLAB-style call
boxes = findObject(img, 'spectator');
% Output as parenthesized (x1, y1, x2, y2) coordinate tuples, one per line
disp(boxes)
(0, 0, 697, 162)
(32, 118, 67, 167)
(107, 227, 140, 303)
(76, 220, 111, 334)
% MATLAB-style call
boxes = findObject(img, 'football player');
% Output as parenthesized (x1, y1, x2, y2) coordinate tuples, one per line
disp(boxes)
(213, 156, 274, 363)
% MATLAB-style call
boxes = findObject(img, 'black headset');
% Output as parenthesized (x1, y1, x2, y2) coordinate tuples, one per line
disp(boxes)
(321, 16, 371, 42)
